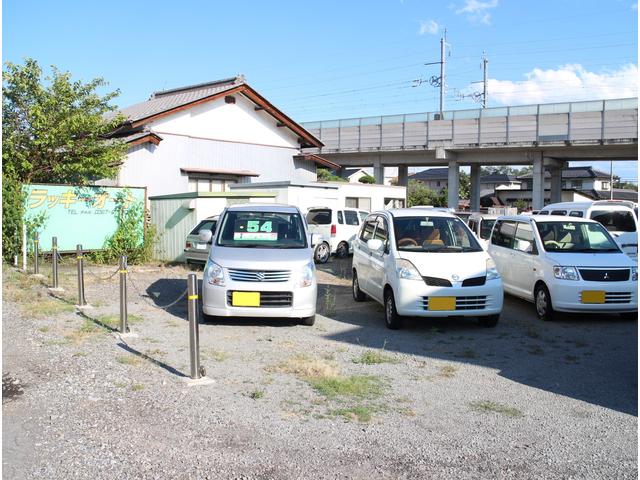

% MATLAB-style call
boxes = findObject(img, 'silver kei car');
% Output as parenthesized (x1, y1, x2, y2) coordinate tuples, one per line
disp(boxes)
(184, 216, 219, 264)
(199, 204, 320, 326)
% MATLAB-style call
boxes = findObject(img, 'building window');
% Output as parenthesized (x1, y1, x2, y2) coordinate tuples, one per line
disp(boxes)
(187, 176, 237, 192)
(601, 181, 610, 190)
(346, 197, 371, 211)
(572, 180, 583, 189)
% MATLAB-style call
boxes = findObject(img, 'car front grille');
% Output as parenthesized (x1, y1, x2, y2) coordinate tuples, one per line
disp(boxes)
(461, 276, 486, 287)
(226, 291, 293, 307)
(227, 268, 291, 282)
(422, 276, 452, 287)
(421, 296, 488, 311)
(578, 268, 630, 282)
(604, 292, 632, 304)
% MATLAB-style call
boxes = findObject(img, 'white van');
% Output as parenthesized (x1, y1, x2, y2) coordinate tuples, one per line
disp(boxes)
(539, 201, 638, 260)
(199, 204, 320, 326)
(306, 207, 369, 263)
(467, 213, 499, 249)
(352, 209, 503, 329)
(488, 215, 637, 320)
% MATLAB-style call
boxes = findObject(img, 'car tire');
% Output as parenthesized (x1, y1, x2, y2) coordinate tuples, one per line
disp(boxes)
(478, 314, 499, 327)
(352, 271, 366, 302)
(301, 315, 316, 326)
(619, 311, 638, 321)
(535, 284, 555, 321)
(384, 290, 402, 330)
(336, 241, 349, 258)
(313, 242, 330, 264)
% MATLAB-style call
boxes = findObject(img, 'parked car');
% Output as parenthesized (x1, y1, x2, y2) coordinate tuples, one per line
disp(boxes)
(539, 200, 638, 260)
(184, 216, 219, 264)
(487, 215, 638, 320)
(352, 208, 503, 329)
(199, 204, 320, 325)
(467, 213, 499, 249)
(454, 211, 472, 223)
(306, 207, 369, 264)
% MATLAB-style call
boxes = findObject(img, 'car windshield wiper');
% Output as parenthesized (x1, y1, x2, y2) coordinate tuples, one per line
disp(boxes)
(426, 246, 463, 252)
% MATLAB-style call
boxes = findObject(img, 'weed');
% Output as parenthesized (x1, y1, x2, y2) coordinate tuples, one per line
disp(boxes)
(24, 299, 74, 318)
(114, 381, 127, 388)
(330, 405, 378, 422)
(439, 365, 457, 378)
(397, 407, 417, 417)
(42, 338, 70, 346)
(38, 326, 50, 333)
(353, 349, 398, 365)
(307, 375, 384, 400)
(469, 401, 523, 418)
(272, 355, 340, 378)
(100, 314, 144, 329)
(204, 348, 229, 362)
(131, 383, 145, 391)
(116, 355, 141, 366)
(323, 287, 336, 316)
(73, 351, 88, 357)
(249, 390, 265, 400)
(143, 337, 161, 344)
(144, 349, 167, 357)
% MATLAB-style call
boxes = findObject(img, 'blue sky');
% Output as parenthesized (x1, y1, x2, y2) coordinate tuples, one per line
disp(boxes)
(4, 0, 638, 181)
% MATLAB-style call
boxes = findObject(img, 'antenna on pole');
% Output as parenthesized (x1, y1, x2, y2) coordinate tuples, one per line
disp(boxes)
(439, 29, 447, 116)
(482, 51, 488, 108)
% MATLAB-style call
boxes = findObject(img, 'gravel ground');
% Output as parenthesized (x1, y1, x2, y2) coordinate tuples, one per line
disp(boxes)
(2, 258, 637, 479)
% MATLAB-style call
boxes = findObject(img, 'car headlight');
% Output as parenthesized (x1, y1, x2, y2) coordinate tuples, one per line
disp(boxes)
(631, 266, 637, 281)
(298, 261, 315, 288)
(395, 259, 422, 281)
(553, 265, 579, 281)
(486, 258, 501, 280)
(205, 260, 225, 286)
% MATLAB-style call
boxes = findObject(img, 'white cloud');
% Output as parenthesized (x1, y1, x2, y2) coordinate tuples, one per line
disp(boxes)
(455, 0, 498, 24)
(418, 19, 440, 35)
(480, 63, 638, 105)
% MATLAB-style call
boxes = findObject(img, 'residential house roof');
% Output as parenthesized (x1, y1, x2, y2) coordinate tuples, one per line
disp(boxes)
(409, 168, 519, 183)
(517, 166, 611, 180)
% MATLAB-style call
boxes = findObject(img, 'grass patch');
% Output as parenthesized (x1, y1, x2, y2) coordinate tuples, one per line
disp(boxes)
(439, 365, 457, 378)
(38, 326, 50, 333)
(203, 348, 229, 362)
(99, 314, 144, 329)
(116, 355, 142, 366)
(272, 355, 340, 378)
(23, 299, 74, 318)
(42, 338, 70, 346)
(307, 375, 384, 400)
(469, 400, 523, 418)
(330, 405, 378, 422)
(72, 351, 88, 357)
(114, 381, 127, 388)
(352, 349, 399, 365)
(248, 389, 264, 400)
(131, 383, 144, 391)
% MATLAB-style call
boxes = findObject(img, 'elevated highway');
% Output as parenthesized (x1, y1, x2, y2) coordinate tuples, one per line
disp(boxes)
(301, 98, 638, 209)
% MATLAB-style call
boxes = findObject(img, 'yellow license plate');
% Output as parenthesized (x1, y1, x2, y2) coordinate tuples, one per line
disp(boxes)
(232, 291, 260, 307)
(581, 290, 605, 304)
(429, 297, 456, 311)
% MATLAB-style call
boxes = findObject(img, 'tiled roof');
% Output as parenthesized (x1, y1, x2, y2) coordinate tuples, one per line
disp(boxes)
(409, 168, 449, 180)
(517, 166, 611, 180)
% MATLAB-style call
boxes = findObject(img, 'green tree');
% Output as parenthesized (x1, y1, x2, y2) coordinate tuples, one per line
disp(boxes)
(2, 58, 126, 260)
(358, 174, 376, 184)
(316, 167, 347, 182)
(407, 180, 446, 207)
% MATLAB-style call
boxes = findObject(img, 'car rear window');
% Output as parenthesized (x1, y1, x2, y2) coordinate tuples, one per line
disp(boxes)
(307, 209, 332, 225)
(190, 219, 217, 235)
(344, 210, 359, 226)
(590, 210, 636, 232)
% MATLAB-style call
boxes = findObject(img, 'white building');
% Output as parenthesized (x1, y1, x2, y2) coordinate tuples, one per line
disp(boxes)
(106, 76, 335, 198)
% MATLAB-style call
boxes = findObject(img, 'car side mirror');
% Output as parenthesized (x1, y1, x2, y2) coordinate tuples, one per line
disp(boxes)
(367, 238, 384, 252)
(311, 233, 322, 247)
(198, 229, 213, 244)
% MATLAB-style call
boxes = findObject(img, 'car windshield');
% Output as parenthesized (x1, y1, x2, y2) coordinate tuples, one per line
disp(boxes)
(217, 211, 307, 248)
(535, 221, 621, 253)
(393, 216, 483, 252)
(480, 219, 496, 240)
(590, 210, 636, 233)
(190, 219, 217, 235)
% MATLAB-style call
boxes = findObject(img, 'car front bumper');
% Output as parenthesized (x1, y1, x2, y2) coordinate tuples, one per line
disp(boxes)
(394, 278, 504, 317)
(549, 280, 638, 313)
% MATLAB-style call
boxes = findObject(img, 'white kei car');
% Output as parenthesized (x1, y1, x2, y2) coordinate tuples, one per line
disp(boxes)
(488, 215, 638, 320)
(352, 208, 504, 329)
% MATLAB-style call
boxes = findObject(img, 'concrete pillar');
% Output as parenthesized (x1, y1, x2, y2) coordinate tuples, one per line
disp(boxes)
(532, 156, 545, 210)
(470, 164, 481, 212)
(447, 160, 459, 210)
(397, 165, 408, 187)
(549, 164, 562, 204)
(373, 159, 384, 185)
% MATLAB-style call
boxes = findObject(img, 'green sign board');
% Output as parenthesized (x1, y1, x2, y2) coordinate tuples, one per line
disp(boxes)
(23, 184, 146, 252)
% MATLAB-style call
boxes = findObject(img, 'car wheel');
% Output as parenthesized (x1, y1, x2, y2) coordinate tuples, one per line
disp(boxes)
(384, 290, 402, 330)
(478, 314, 499, 328)
(314, 242, 330, 264)
(535, 284, 555, 321)
(301, 315, 316, 326)
(336, 241, 349, 258)
(619, 311, 638, 321)
(352, 271, 367, 302)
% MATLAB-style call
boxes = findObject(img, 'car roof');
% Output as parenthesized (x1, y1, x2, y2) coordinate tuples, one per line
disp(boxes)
(497, 214, 599, 223)
(542, 201, 635, 211)
(375, 208, 457, 218)
(226, 203, 300, 213)
(469, 213, 499, 220)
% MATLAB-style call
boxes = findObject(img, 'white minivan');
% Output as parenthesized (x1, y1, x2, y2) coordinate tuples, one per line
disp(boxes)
(539, 201, 638, 260)
(306, 207, 369, 263)
(199, 204, 319, 326)
(352, 209, 504, 329)
(488, 215, 637, 320)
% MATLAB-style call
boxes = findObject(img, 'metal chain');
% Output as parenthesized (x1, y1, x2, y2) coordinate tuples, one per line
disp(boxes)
(83, 262, 121, 281)
(127, 270, 188, 310)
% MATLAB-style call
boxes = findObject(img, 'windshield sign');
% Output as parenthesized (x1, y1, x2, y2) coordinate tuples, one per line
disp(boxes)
(393, 216, 482, 252)
(535, 221, 621, 253)
(217, 211, 307, 248)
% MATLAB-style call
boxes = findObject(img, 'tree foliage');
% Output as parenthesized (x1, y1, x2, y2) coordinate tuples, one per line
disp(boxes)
(316, 167, 347, 182)
(358, 174, 376, 184)
(2, 58, 126, 260)
(407, 180, 447, 207)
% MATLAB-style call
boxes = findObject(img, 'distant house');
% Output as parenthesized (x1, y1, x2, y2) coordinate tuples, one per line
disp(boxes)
(517, 166, 614, 192)
(409, 167, 521, 193)
(341, 168, 370, 183)
(104, 76, 334, 197)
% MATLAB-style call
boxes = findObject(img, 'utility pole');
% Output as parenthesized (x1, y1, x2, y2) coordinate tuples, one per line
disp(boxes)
(610, 160, 614, 200)
(482, 51, 488, 108)
(440, 29, 447, 116)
